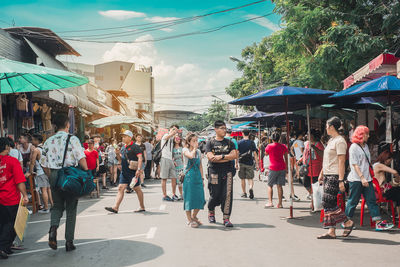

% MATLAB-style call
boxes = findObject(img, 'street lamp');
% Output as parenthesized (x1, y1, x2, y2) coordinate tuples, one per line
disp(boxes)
(211, 94, 230, 123)
(229, 56, 263, 91)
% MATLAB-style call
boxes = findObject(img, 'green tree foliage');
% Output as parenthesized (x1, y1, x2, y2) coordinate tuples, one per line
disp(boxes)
(178, 114, 208, 132)
(226, 0, 400, 99)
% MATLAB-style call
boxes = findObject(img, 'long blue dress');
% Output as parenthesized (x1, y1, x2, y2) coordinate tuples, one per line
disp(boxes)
(183, 149, 206, 211)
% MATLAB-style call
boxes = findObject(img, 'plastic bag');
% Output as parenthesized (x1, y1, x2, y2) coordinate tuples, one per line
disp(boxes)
(312, 182, 323, 211)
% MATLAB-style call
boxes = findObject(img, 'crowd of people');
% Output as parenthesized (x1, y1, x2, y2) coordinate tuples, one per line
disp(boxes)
(1, 112, 400, 259)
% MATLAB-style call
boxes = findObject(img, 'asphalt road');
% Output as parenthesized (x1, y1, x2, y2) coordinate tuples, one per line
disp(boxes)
(4, 171, 400, 267)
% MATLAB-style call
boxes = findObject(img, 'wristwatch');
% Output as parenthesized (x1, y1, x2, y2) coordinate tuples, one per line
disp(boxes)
(221, 154, 225, 160)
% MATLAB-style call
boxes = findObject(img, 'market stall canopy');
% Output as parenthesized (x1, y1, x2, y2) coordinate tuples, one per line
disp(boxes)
(343, 53, 400, 90)
(328, 97, 385, 110)
(0, 57, 89, 94)
(231, 111, 269, 122)
(229, 86, 334, 112)
(331, 75, 400, 99)
(88, 115, 150, 128)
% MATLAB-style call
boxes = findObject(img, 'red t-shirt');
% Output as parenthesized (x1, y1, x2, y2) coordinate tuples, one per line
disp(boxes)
(84, 149, 99, 170)
(303, 141, 324, 177)
(0, 155, 26, 206)
(265, 143, 288, 171)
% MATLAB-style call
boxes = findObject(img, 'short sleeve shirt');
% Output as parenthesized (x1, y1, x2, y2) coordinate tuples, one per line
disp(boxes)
(161, 134, 174, 160)
(84, 150, 99, 170)
(238, 139, 257, 166)
(41, 131, 86, 169)
(348, 143, 372, 182)
(0, 155, 26, 206)
(265, 143, 288, 171)
(206, 138, 235, 173)
(322, 135, 347, 175)
(292, 140, 305, 160)
(120, 142, 142, 179)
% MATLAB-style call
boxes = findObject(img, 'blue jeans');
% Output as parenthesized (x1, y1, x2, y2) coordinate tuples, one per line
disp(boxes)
(345, 181, 381, 221)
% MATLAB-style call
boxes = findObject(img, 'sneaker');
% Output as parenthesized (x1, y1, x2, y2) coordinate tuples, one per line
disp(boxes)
(38, 209, 50, 214)
(307, 194, 312, 200)
(291, 195, 301, 202)
(163, 196, 174, 202)
(249, 189, 254, 199)
(172, 195, 180, 201)
(208, 213, 216, 223)
(223, 219, 233, 227)
(241, 193, 247, 198)
(375, 220, 394, 231)
(282, 196, 287, 202)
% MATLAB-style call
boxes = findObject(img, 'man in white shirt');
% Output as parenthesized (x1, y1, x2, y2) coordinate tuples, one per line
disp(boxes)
(41, 113, 88, 253)
(144, 138, 153, 179)
(160, 125, 179, 201)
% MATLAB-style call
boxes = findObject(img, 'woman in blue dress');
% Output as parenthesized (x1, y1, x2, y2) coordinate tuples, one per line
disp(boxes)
(183, 133, 206, 228)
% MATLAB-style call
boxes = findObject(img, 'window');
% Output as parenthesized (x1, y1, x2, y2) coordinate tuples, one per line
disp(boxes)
(120, 76, 123, 81)
(120, 65, 123, 71)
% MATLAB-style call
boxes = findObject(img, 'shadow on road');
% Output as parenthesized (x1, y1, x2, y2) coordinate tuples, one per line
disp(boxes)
(11, 239, 163, 266)
(342, 237, 400, 245)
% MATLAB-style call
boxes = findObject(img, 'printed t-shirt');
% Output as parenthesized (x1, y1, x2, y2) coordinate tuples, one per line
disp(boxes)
(0, 155, 26, 206)
(206, 138, 235, 173)
(265, 142, 288, 171)
(120, 142, 142, 179)
(322, 135, 347, 175)
(84, 149, 99, 170)
(292, 139, 305, 160)
(238, 139, 257, 166)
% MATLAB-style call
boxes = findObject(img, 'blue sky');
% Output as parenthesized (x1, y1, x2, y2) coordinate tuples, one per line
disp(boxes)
(0, 0, 281, 111)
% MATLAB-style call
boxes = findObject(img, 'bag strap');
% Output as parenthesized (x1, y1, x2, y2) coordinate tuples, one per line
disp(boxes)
(356, 143, 372, 168)
(62, 134, 72, 168)
(184, 150, 197, 176)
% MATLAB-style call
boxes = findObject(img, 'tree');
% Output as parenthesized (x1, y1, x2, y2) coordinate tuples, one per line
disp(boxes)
(178, 114, 208, 132)
(226, 0, 400, 100)
(205, 100, 232, 125)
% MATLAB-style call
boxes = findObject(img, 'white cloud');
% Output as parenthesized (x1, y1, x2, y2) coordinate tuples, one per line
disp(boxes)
(145, 16, 179, 23)
(99, 10, 146, 20)
(245, 14, 281, 32)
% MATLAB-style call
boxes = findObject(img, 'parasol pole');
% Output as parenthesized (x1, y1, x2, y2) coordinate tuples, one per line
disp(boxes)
(285, 97, 293, 218)
(0, 94, 3, 137)
(306, 104, 313, 208)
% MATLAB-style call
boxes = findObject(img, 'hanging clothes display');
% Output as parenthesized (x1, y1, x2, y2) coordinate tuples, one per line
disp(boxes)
(16, 93, 34, 131)
(41, 104, 52, 132)
(33, 102, 43, 132)
(68, 106, 75, 134)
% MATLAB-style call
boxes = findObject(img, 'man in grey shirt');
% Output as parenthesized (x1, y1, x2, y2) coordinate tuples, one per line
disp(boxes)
(144, 138, 153, 179)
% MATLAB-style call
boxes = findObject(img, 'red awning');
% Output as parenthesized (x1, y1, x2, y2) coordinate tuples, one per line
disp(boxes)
(343, 53, 400, 89)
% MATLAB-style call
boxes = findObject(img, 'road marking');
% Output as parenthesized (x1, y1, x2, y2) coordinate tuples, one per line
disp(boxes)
(159, 204, 166, 211)
(146, 227, 157, 239)
(28, 206, 161, 224)
(12, 232, 148, 256)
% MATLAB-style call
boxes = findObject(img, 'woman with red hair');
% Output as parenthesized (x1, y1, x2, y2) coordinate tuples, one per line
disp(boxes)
(345, 126, 394, 231)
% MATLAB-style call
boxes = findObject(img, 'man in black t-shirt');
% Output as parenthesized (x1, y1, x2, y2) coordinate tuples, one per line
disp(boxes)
(206, 120, 237, 227)
(105, 130, 145, 213)
(238, 129, 258, 199)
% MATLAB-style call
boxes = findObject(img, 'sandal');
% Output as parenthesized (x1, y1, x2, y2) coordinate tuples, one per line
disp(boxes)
(317, 234, 336, 239)
(264, 203, 274, 208)
(105, 207, 118, 213)
(192, 217, 202, 225)
(134, 209, 146, 213)
(190, 221, 199, 228)
(342, 221, 355, 237)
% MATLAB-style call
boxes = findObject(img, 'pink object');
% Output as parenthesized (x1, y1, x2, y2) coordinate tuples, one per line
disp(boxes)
(265, 143, 288, 171)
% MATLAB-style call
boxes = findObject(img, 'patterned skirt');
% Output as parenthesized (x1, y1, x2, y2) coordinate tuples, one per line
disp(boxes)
(322, 175, 347, 228)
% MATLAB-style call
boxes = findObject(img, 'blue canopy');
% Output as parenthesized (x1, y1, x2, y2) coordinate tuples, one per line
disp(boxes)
(331, 75, 400, 99)
(231, 111, 269, 122)
(229, 86, 334, 112)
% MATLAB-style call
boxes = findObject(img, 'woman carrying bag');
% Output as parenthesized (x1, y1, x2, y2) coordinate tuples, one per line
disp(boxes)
(182, 134, 206, 228)
(345, 126, 394, 231)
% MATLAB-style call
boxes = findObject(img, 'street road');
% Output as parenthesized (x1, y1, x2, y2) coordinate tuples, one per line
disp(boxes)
(4, 173, 400, 267)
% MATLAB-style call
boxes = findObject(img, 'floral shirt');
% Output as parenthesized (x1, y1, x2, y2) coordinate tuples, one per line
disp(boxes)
(40, 131, 86, 169)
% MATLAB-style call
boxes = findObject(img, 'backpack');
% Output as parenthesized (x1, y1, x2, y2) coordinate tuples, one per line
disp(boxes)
(56, 135, 96, 197)
(153, 140, 169, 164)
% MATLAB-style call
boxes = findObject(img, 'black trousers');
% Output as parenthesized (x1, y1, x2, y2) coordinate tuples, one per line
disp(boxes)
(0, 204, 19, 250)
(207, 170, 233, 220)
(145, 160, 152, 179)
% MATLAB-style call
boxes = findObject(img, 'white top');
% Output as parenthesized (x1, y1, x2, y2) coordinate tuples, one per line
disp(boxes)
(182, 148, 200, 168)
(347, 143, 372, 182)
(144, 142, 153, 160)
(9, 148, 23, 162)
(161, 134, 174, 160)
(292, 139, 305, 160)
(35, 146, 45, 176)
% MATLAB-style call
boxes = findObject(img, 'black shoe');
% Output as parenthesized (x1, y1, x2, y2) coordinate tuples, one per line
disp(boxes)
(4, 248, 13, 255)
(48, 226, 58, 250)
(141, 183, 147, 188)
(65, 241, 76, 252)
(249, 189, 254, 199)
(0, 250, 8, 259)
(241, 193, 247, 198)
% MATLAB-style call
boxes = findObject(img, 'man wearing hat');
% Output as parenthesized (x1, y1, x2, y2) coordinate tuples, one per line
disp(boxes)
(105, 130, 145, 213)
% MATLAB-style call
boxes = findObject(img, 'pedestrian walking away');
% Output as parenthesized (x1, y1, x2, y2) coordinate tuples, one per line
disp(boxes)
(106, 138, 119, 186)
(182, 133, 206, 228)
(0, 137, 29, 260)
(206, 120, 237, 227)
(317, 116, 352, 239)
(160, 125, 179, 201)
(264, 132, 288, 208)
(144, 137, 153, 180)
(238, 129, 258, 199)
(345, 126, 394, 231)
(40, 113, 88, 251)
(105, 130, 145, 214)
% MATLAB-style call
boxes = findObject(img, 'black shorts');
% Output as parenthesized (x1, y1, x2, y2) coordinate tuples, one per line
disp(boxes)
(119, 172, 140, 187)
(303, 176, 318, 189)
(98, 165, 107, 174)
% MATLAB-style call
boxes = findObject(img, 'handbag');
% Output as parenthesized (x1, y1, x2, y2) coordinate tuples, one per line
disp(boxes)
(179, 151, 197, 184)
(124, 147, 138, 170)
(153, 139, 169, 164)
(299, 144, 311, 177)
(56, 135, 95, 197)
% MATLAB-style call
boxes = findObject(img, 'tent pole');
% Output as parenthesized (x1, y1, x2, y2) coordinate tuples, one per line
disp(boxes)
(286, 97, 293, 218)
(0, 94, 3, 137)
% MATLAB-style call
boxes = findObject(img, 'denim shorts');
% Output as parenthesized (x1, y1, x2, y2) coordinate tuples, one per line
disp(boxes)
(119, 172, 140, 187)
(267, 170, 286, 187)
